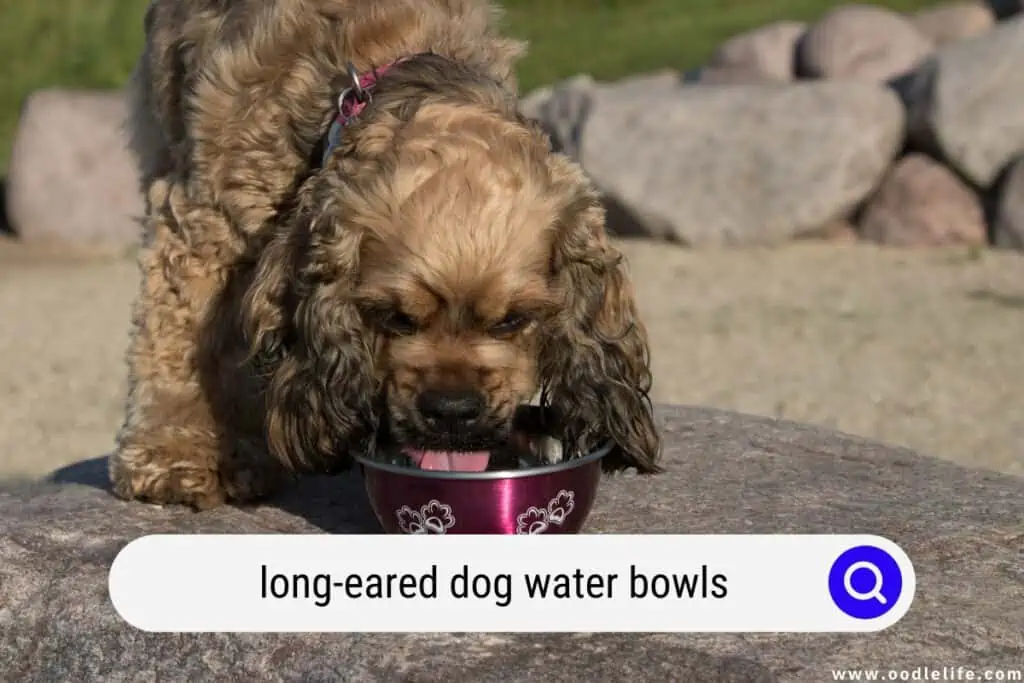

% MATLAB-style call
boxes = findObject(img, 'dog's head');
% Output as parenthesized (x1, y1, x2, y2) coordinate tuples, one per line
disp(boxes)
(241, 57, 661, 475)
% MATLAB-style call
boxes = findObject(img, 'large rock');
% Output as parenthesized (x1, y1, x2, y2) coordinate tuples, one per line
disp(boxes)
(910, 1, 996, 46)
(797, 5, 934, 82)
(517, 85, 554, 123)
(525, 72, 682, 161)
(5, 89, 143, 251)
(2, 404, 1022, 681)
(706, 21, 808, 82)
(859, 153, 987, 246)
(898, 16, 1024, 188)
(993, 156, 1024, 249)
(599, 69, 682, 98)
(524, 74, 596, 160)
(578, 82, 905, 246)
(684, 65, 780, 86)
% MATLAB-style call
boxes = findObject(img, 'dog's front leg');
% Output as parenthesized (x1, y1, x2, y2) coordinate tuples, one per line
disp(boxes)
(108, 180, 283, 510)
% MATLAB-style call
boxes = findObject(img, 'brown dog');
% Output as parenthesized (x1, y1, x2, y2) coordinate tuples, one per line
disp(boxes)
(110, 0, 662, 510)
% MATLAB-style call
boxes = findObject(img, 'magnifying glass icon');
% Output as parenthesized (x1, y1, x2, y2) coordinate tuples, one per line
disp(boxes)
(843, 560, 886, 604)
(829, 544, 905, 620)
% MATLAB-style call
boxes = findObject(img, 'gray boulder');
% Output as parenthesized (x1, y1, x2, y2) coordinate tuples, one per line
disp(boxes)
(859, 153, 987, 246)
(993, 156, 1024, 249)
(5, 89, 143, 251)
(517, 84, 554, 122)
(684, 65, 780, 86)
(524, 74, 595, 160)
(796, 5, 934, 82)
(2, 404, 1023, 681)
(524, 71, 682, 161)
(578, 82, 905, 246)
(898, 16, 1024, 188)
(910, 1, 996, 46)
(707, 21, 808, 82)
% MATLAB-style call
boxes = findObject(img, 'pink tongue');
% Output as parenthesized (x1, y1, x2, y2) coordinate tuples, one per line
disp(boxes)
(404, 449, 490, 472)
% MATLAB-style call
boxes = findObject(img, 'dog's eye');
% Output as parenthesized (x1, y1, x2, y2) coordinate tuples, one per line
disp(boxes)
(380, 311, 418, 335)
(490, 312, 529, 336)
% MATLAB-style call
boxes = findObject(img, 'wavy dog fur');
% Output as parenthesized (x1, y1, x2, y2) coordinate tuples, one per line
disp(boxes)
(110, 0, 662, 510)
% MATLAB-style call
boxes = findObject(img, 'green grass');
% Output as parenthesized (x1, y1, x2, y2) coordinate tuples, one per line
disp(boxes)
(0, 0, 946, 172)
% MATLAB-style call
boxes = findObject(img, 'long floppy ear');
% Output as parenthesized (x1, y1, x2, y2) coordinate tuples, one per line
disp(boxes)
(240, 191, 378, 474)
(539, 157, 662, 474)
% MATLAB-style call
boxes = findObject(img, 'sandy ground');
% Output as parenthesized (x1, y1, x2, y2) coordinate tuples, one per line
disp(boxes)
(0, 236, 1021, 483)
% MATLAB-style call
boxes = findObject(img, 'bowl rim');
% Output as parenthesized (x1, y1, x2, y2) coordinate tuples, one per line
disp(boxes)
(352, 439, 614, 480)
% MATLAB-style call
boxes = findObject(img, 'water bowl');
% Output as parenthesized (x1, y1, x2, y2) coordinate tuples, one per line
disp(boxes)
(353, 415, 611, 535)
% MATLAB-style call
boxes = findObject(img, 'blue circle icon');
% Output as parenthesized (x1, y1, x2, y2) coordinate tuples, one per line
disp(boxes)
(828, 545, 903, 619)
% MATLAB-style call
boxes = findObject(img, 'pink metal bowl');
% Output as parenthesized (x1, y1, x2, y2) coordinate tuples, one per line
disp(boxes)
(352, 441, 612, 535)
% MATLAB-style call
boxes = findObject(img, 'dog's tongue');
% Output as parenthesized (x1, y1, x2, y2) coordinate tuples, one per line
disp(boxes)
(404, 449, 490, 472)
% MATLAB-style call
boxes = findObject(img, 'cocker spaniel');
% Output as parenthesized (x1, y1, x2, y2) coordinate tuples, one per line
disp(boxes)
(110, 0, 662, 510)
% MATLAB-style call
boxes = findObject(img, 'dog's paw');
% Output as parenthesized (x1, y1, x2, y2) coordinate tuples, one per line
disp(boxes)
(110, 461, 227, 511)
(110, 430, 228, 511)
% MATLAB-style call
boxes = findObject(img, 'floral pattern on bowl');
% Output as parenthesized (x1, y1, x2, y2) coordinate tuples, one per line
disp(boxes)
(395, 500, 456, 534)
(393, 489, 577, 535)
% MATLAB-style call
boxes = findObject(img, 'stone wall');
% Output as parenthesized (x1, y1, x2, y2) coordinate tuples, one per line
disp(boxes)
(5, 2, 1024, 251)
(522, 2, 1024, 249)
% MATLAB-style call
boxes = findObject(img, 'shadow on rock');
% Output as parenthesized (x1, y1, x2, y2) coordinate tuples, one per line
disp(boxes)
(46, 453, 383, 534)
(602, 193, 681, 240)
(266, 467, 383, 534)
(48, 454, 114, 490)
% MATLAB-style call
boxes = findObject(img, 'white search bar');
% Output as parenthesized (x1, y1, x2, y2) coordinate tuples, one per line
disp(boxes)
(108, 534, 916, 633)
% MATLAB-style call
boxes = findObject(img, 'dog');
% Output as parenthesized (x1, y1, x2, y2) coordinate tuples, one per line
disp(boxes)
(109, 0, 662, 510)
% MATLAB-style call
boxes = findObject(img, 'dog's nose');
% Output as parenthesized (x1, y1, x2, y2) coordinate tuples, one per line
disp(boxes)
(417, 389, 485, 425)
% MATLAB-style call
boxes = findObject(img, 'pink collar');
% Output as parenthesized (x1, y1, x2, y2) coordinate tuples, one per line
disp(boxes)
(321, 59, 407, 166)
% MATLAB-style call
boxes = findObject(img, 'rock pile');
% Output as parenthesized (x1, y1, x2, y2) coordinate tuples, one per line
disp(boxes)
(522, 2, 1024, 249)
(5, 2, 1024, 251)
(5, 90, 144, 251)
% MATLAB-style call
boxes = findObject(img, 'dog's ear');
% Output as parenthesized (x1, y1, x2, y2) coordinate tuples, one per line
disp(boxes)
(538, 156, 662, 474)
(240, 193, 378, 473)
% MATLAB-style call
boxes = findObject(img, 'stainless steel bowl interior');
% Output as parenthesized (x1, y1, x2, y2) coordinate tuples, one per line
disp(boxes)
(352, 439, 614, 480)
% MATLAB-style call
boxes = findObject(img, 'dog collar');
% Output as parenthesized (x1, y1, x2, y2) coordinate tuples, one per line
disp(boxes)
(321, 59, 407, 166)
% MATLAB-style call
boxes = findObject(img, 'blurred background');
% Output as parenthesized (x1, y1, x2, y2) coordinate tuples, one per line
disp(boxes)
(0, 0, 1021, 484)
